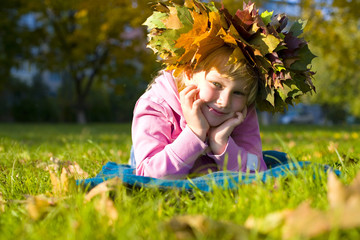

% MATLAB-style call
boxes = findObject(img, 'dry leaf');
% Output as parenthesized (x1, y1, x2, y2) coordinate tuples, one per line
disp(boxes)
(94, 193, 118, 226)
(26, 195, 56, 220)
(245, 210, 291, 234)
(165, 215, 250, 240)
(281, 202, 331, 239)
(40, 157, 89, 180)
(327, 171, 347, 208)
(246, 170, 360, 239)
(84, 177, 122, 202)
(66, 162, 89, 179)
(49, 167, 76, 196)
(0, 192, 5, 212)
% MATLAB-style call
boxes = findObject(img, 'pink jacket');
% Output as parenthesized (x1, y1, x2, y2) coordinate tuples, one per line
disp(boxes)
(132, 71, 267, 179)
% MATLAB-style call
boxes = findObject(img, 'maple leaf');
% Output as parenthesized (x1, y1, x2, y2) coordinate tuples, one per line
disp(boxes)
(165, 215, 250, 240)
(84, 177, 122, 202)
(26, 195, 57, 221)
(163, 7, 184, 30)
(94, 193, 118, 226)
(245, 170, 360, 239)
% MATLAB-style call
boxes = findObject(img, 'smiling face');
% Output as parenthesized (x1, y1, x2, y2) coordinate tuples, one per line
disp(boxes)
(192, 69, 249, 127)
(177, 46, 258, 127)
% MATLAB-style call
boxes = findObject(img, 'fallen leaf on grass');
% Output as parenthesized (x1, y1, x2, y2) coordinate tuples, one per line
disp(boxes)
(94, 193, 119, 226)
(246, 171, 360, 239)
(84, 177, 122, 202)
(84, 178, 122, 226)
(66, 162, 89, 179)
(0, 192, 5, 212)
(281, 202, 331, 239)
(245, 209, 292, 233)
(26, 195, 57, 220)
(38, 157, 89, 179)
(49, 167, 76, 197)
(327, 171, 360, 229)
(164, 215, 250, 240)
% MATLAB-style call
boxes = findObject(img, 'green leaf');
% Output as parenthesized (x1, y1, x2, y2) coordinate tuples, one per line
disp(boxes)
(153, 29, 181, 53)
(261, 10, 273, 26)
(289, 19, 307, 37)
(143, 12, 167, 29)
(175, 5, 193, 33)
(290, 45, 316, 71)
(250, 33, 280, 55)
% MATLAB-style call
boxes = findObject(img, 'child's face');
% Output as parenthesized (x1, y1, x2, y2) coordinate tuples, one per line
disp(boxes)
(192, 68, 248, 127)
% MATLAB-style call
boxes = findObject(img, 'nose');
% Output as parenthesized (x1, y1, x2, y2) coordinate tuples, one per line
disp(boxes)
(217, 90, 231, 108)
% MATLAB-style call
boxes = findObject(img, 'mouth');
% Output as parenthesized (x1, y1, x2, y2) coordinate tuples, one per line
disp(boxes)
(207, 106, 227, 116)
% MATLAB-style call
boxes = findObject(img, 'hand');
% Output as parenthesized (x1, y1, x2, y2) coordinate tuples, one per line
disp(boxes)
(179, 84, 209, 141)
(208, 107, 247, 155)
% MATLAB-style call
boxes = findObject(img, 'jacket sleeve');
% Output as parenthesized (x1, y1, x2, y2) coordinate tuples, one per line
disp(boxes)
(206, 105, 267, 172)
(131, 98, 208, 179)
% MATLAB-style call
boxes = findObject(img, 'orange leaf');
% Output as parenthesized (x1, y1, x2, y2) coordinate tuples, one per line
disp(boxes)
(175, 10, 208, 50)
(282, 202, 331, 239)
(163, 7, 183, 29)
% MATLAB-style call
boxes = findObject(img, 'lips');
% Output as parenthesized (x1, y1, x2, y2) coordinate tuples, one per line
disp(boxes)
(208, 106, 227, 116)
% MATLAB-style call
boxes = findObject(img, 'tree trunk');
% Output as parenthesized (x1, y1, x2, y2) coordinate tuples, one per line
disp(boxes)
(76, 108, 87, 124)
(76, 96, 87, 124)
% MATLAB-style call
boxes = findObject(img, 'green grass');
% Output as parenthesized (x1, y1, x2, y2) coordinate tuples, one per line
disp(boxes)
(0, 123, 360, 239)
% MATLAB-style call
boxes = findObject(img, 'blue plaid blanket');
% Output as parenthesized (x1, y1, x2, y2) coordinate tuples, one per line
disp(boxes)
(77, 151, 340, 192)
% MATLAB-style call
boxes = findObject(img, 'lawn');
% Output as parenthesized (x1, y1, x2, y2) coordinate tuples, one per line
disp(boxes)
(0, 123, 359, 239)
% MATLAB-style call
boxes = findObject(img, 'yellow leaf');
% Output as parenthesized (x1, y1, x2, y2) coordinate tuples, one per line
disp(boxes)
(163, 7, 183, 29)
(26, 195, 56, 221)
(228, 47, 246, 65)
(282, 202, 331, 239)
(165, 215, 250, 240)
(0, 192, 5, 213)
(84, 177, 122, 202)
(49, 167, 76, 197)
(327, 171, 347, 208)
(245, 210, 291, 234)
(94, 193, 118, 226)
(66, 162, 89, 179)
(175, 10, 208, 50)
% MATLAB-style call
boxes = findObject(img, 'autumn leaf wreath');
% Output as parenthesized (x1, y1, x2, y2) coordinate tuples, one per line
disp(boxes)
(144, 0, 316, 112)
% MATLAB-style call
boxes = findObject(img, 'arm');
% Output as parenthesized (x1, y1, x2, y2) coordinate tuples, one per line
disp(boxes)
(132, 98, 208, 179)
(207, 105, 267, 172)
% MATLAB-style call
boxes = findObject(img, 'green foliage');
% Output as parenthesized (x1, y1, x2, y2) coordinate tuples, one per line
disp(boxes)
(2, 0, 160, 123)
(300, 0, 360, 117)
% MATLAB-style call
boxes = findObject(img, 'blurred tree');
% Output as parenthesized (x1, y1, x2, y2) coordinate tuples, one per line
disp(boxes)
(0, 0, 29, 87)
(23, 0, 158, 123)
(299, 0, 360, 117)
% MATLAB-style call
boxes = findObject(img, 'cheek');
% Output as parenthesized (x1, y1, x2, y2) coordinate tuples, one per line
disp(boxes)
(232, 98, 247, 112)
(198, 85, 216, 102)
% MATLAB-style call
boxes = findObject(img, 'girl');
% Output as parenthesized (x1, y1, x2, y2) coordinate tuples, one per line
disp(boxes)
(131, 1, 315, 179)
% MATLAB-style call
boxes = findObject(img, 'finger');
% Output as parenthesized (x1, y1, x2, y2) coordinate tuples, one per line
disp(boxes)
(180, 86, 197, 105)
(192, 98, 205, 110)
(235, 111, 245, 124)
(242, 107, 248, 119)
(184, 89, 199, 106)
(179, 85, 197, 99)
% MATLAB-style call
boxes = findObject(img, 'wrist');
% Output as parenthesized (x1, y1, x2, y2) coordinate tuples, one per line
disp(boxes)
(189, 126, 207, 142)
(209, 137, 228, 155)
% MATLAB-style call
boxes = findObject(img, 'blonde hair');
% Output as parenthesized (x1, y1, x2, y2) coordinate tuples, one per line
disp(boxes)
(175, 46, 259, 105)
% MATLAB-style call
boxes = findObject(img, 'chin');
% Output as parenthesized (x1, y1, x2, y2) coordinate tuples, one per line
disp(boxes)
(206, 117, 228, 127)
